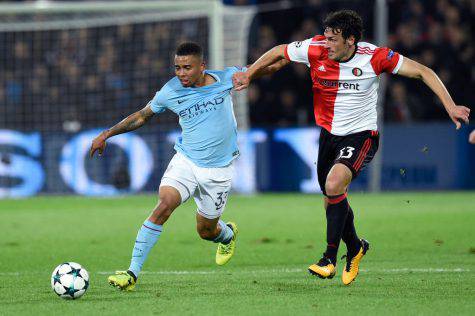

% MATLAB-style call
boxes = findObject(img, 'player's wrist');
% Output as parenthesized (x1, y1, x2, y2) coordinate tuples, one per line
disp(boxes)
(446, 105, 458, 116)
(101, 130, 110, 140)
(246, 69, 256, 81)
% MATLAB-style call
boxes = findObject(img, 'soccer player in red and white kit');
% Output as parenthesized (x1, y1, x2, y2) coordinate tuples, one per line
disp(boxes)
(233, 10, 470, 285)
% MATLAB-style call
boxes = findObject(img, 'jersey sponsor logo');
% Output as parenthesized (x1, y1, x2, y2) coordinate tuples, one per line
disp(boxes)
(318, 65, 326, 72)
(387, 50, 395, 60)
(352, 67, 363, 77)
(178, 97, 224, 119)
(295, 41, 302, 48)
(317, 79, 360, 90)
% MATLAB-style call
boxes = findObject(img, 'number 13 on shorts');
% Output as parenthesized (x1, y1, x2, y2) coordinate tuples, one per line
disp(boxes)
(338, 146, 355, 159)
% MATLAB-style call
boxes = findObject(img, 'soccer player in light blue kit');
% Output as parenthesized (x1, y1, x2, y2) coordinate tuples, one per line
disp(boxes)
(90, 42, 286, 291)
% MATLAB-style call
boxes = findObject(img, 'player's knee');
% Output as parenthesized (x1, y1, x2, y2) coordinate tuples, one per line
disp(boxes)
(153, 200, 174, 218)
(325, 177, 345, 196)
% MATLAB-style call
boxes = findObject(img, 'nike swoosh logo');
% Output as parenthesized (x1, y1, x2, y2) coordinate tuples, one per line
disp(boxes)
(178, 99, 187, 104)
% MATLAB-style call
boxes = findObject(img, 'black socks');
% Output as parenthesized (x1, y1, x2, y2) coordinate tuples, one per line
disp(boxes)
(342, 206, 360, 256)
(324, 193, 349, 264)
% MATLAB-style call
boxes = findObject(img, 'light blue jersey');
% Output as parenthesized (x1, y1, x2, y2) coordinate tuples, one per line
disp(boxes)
(149, 67, 244, 167)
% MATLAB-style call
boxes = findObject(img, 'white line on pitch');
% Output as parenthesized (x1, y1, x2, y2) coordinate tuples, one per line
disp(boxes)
(96, 267, 471, 275)
(365, 268, 470, 273)
(0, 268, 470, 277)
(97, 268, 304, 275)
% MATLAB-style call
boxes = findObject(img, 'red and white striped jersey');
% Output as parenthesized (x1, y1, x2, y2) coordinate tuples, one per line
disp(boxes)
(284, 35, 404, 136)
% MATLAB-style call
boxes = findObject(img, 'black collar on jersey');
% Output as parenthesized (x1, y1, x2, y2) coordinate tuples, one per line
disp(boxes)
(338, 45, 357, 63)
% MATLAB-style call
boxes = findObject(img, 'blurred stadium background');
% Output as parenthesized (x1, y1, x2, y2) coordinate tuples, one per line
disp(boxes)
(0, 1, 474, 314)
(0, 0, 473, 198)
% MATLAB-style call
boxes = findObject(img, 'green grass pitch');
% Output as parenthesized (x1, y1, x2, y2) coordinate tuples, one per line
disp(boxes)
(1, 192, 474, 315)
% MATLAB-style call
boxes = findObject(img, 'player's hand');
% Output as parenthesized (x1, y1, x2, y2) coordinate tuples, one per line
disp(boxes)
(448, 105, 470, 129)
(90, 131, 108, 157)
(469, 130, 475, 144)
(232, 71, 251, 91)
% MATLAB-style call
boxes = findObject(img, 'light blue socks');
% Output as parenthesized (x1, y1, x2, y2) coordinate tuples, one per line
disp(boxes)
(213, 220, 234, 244)
(128, 220, 162, 278)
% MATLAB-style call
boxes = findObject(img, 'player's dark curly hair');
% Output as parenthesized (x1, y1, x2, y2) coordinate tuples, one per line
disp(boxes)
(176, 42, 204, 59)
(323, 10, 363, 43)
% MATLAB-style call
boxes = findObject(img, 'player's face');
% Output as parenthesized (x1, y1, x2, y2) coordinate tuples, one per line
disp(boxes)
(324, 28, 355, 61)
(174, 55, 205, 87)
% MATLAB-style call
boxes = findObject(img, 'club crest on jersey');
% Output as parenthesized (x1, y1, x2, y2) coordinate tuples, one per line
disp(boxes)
(352, 67, 362, 77)
(387, 50, 394, 60)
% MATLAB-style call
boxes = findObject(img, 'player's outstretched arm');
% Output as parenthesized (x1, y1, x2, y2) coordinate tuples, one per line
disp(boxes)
(233, 44, 287, 91)
(397, 57, 470, 129)
(252, 59, 290, 79)
(90, 104, 155, 157)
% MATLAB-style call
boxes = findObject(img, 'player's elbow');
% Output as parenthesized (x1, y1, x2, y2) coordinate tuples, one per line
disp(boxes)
(416, 64, 434, 81)
(132, 117, 145, 130)
(272, 44, 288, 60)
(267, 60, 289, 74)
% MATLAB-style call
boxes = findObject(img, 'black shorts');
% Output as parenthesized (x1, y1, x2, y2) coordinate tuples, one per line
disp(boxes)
(317, 128, 379, 196)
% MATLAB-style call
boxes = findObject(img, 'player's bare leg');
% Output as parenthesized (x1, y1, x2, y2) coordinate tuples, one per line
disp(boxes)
(196, 215, 221, 241)
(108, 186, 181, 291)
(195, 214, 238, 266)
(149, 186, 182, 225)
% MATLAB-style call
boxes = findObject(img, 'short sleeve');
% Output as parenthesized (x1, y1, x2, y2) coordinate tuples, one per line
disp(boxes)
(370, 47, 404, 75)
(223, 66, 247, 86)
(225, 66, 247, 76)
(148, 89, 167, 114)
(284, 38, 312, 66)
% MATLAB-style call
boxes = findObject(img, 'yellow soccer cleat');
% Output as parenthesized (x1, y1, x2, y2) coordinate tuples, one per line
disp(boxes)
(342, 239, 370, 285)
(108, 271, 136, 291)
(215, 222, 238, 266)
(308, 257, 336, 279)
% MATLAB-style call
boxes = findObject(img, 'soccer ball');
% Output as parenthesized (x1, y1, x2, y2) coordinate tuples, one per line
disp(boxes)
(51, 262, 89, 299)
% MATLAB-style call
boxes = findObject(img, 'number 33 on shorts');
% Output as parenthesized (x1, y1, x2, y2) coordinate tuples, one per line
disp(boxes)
(215, 191, 229, 211)
(337, 146, 355, 159)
